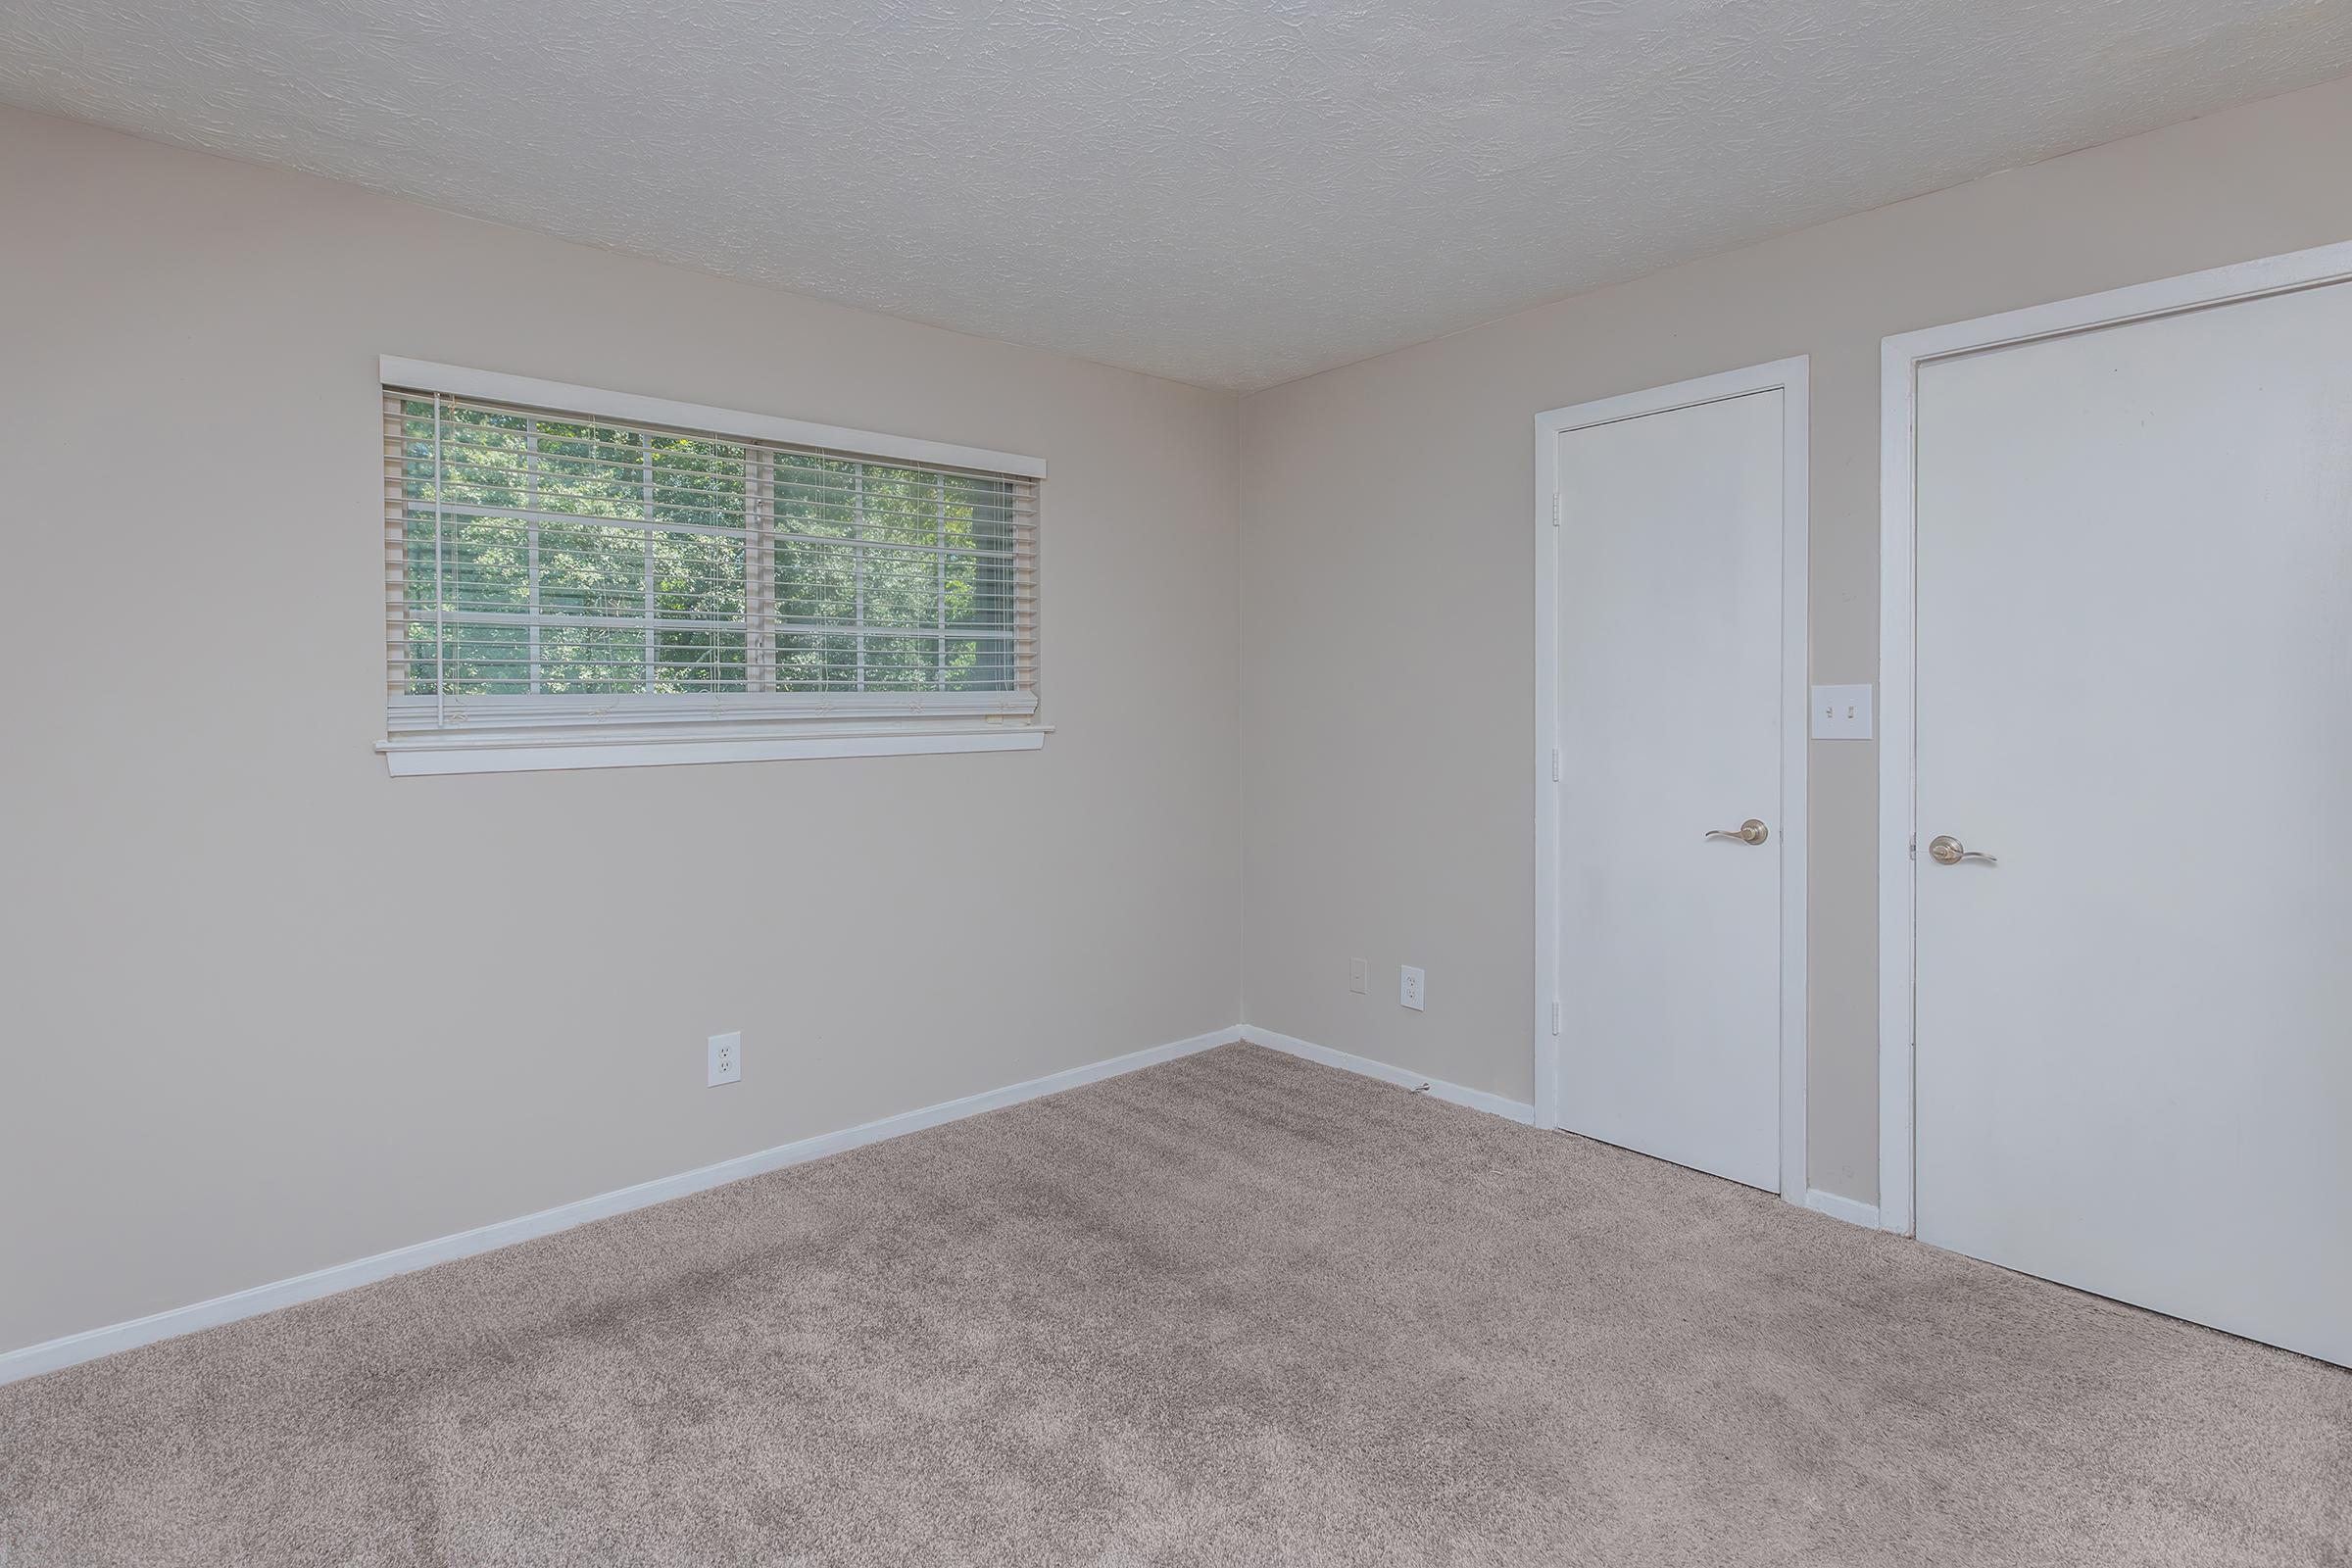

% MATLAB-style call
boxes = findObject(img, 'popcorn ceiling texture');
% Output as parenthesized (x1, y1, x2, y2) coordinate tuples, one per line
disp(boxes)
(2, 0, 2349, 390)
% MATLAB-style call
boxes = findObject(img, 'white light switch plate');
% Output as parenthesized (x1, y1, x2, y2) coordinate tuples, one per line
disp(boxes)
(1810, 683, 1873, 740)
(1348, 957, 1368, 995)
(1399, 965, 1425, 1011)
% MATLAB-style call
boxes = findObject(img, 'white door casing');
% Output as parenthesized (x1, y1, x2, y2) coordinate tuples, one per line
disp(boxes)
(1881, 243, 2352, 1367)
(1536, 359, 1809, 1201)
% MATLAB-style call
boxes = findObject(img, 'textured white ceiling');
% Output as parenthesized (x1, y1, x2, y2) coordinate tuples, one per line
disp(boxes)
(4, 1, 2349, 390)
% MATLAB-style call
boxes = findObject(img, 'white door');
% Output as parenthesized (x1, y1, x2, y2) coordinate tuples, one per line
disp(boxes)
(1550, 378, 1799, 1193)
(1912, 277, 2352, 1367)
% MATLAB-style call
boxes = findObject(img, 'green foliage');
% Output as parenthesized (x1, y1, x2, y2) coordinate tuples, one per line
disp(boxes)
(401, 400, 1020, 699)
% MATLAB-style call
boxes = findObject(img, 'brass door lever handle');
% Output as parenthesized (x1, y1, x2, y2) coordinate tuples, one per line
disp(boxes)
(1705, 819, 1769, 845)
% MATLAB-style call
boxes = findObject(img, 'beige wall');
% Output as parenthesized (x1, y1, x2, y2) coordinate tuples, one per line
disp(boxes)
(0, 106, 1241, 1355)
(10, 73, 2351, 1357)
(1238, 74, 2352, 1204)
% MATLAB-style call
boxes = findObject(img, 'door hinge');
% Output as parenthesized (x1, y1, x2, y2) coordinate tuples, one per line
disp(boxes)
(1551, 493, 1560, 527)
(1550, 747, 1561, 782)
(1550, 1001, 1562, 1036)
(1908, 833, 1917, 860)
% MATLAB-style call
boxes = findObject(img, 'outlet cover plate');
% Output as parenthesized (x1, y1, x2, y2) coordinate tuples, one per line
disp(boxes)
(708, 1031, 741, 1087)
(1400, 965, 1426, 1011)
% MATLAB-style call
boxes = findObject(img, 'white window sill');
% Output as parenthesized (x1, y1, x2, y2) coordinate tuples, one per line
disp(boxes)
(378, 721, 1048, 777)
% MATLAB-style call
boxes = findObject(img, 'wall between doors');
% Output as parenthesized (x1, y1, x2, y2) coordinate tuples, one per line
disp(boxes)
(0, 104, 1242, 1357)
(1237, 74, 2352, 1204)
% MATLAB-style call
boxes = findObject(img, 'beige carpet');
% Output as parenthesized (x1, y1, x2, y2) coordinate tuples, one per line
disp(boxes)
(3, 1044, 2346, 1566)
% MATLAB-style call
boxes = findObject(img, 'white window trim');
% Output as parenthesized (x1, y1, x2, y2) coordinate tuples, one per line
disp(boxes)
(376, 358, 1049, 776)
(382, 721, 1049, 777)
(379, 358, 1049, 479)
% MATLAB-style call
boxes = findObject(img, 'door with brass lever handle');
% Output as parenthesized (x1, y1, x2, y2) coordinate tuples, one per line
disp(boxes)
(1927, 834, 1996, 865)
(1705, 818, 1769, 845)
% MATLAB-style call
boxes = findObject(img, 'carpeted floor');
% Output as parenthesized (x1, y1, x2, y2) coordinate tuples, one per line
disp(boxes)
(3, 1044, 2346, 1566)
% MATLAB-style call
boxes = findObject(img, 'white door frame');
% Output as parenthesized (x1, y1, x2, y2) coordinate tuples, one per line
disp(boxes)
(1535, 357, 1810, 1204)
(1877, 239, 2352, 1237)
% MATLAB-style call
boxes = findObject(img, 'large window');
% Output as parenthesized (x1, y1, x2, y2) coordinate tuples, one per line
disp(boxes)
(379, 362, 1042, 773)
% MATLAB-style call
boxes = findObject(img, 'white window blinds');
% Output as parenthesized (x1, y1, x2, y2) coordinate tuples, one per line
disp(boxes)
(382, 385, 1040, 740)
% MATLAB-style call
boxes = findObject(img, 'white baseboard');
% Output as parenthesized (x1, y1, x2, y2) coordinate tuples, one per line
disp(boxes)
(1803, 1187, 1882, 1230)
(0, 1026, 1238, 1388)
(1239, 1024, 1537, 1126)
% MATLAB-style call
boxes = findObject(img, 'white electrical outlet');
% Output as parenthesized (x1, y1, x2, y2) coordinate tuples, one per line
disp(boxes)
(1399, 965, 1426, 1011)
(708, 1031, 741, 1087)
(1348, 957, 1368, 995)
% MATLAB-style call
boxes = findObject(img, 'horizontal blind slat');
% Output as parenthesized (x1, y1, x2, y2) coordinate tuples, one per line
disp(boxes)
(387, 384, 1038, 731)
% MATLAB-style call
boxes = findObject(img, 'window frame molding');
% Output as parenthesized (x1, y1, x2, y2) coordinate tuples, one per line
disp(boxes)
(375, 358, 1050, 777)
(380, 358, 1050, 480)
(381, 720, 1046, 777)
